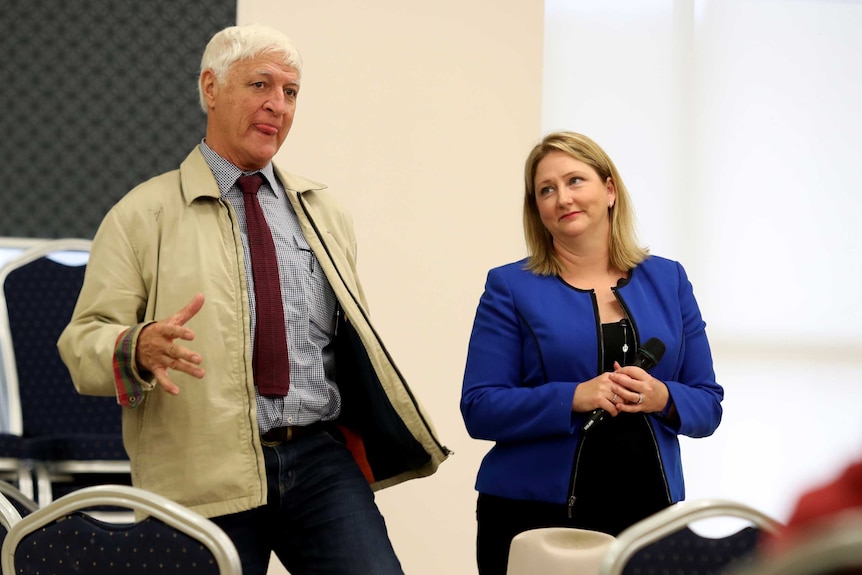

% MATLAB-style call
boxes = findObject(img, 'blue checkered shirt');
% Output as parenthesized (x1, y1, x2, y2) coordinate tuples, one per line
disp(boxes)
(200, 141, 340, 433)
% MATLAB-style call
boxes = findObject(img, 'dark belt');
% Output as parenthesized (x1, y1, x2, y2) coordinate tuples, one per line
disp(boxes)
(260, 421, 330, 445)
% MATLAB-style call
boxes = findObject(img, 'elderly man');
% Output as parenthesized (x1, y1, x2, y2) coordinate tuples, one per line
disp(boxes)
(58, 24, 448, 575)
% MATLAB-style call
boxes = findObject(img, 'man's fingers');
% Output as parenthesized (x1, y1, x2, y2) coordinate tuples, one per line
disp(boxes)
(165, 341, 202, 364)
(160, 347, 205, 379)
(135, 297, 206, 385)
(153, 368, 180, 396)
(153, 354, 206, 397)
(150, 322, 196, 343)
(172, 293, 205, 327)
(138, 327, 204, 378)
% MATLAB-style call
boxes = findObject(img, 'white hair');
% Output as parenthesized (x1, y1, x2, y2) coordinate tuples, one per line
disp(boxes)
(198, 24, 303, 112)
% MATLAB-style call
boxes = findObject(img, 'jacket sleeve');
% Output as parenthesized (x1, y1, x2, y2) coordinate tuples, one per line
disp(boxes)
(460, 269, 578, 443)
(57, 206, 156, 401)
(663, 262, 724, 438)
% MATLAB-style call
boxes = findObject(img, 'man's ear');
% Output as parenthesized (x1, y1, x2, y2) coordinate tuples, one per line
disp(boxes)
(201, 70, 218, 109)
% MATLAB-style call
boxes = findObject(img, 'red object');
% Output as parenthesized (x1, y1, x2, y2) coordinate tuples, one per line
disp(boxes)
(763, 459, 862, 555)
(337, 424, 375, 484)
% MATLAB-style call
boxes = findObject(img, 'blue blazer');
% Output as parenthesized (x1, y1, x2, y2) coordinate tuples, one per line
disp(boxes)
(460, 255, 723, 504)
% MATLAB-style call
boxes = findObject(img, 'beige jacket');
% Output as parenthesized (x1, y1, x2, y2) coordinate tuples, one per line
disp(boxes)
(57, 147, 449, 518)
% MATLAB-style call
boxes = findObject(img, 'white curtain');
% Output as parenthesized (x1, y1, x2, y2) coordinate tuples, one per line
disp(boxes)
(544, 0, 862, 525)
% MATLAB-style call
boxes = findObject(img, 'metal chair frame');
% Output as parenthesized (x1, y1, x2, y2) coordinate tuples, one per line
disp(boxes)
(0, 491, 22, 533)
(0, 478, 38, 517)
(598, 498, 783, 575)
(1, 484, 242, 575)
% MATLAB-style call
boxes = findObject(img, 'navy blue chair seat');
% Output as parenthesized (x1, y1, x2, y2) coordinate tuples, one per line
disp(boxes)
(24, 434, 127, 461)
(0, 436, 23, 459)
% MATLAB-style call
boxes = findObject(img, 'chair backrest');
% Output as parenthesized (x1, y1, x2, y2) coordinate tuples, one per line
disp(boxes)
(598, 498, 784, 575)
(0, 239, 122, 439)
(0, 242, 35, 433)
(724, 510, 862, 575)
(1, 484, 242, 575)
(506, 527, 616, 575)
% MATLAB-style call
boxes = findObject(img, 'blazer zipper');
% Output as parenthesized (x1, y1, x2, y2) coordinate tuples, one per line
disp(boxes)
(642, 412, 673, 504)
(567, 290, 604, 518)
(612, 286, 672, 503)
(567, 287, 672, 517)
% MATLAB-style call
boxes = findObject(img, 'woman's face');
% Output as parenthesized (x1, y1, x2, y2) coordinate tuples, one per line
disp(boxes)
(533, 150, 615, 247)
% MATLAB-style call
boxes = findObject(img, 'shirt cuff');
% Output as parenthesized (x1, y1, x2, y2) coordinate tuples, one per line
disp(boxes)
(113, 324, 149, 409)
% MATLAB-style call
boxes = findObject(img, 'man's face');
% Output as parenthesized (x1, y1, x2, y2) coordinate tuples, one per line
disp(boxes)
(201, 54, 300, 171)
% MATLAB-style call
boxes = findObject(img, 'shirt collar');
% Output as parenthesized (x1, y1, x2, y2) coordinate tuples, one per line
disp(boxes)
(199, 139, 279, 197)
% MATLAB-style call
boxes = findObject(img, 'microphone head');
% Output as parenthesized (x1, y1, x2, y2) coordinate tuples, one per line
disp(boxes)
(635, 337, 666, 371)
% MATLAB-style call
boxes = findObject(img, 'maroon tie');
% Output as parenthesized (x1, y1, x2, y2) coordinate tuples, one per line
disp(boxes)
(237, 173, 290, 398)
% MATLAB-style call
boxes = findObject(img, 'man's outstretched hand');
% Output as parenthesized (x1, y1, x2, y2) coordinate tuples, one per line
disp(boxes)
(135, 293, 206, 396)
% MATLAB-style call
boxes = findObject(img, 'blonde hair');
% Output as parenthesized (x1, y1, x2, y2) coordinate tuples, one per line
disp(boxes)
(198, 24, 303, 112)
(523, 131, 648, 275)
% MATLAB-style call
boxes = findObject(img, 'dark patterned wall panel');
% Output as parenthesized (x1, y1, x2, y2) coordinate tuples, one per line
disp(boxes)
(0, 0, 235, 239)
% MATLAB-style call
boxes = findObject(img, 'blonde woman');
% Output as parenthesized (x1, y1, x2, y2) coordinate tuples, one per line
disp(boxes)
(460, 131, 723, 575)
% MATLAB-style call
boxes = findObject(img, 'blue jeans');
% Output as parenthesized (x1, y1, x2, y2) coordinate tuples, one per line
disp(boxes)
(211, 428, 403, 575)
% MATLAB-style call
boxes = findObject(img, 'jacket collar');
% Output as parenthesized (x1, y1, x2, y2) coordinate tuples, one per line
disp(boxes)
(179, 146, 328, 206)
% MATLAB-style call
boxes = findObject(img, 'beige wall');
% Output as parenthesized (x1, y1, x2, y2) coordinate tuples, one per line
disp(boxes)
(237, 1, 543, 574)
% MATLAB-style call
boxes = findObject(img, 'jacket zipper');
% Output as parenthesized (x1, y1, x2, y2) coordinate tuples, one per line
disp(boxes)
(567, 290, 603, 518)
(612, 285, 672, 503)
(568, 436, 586, 518)
(567, 287, 672, 517)
(642, 412, 673, 504)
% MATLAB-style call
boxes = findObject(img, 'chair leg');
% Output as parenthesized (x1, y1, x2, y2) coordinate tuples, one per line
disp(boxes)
(34, 462, 53, 505)
(16, 461, 35, 500)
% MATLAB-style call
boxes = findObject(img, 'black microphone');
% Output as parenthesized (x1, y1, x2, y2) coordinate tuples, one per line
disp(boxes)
(581, 337, 667, 433)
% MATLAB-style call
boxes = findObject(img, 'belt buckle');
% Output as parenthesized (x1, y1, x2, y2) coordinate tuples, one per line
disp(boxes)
(261, 426, 294, 447)
(261, 436, 281, 447)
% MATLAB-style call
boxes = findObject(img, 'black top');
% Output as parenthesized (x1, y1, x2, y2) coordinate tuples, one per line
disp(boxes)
(569, 319, 671, 536)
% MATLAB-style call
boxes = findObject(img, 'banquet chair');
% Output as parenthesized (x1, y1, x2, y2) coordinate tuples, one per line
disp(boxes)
(598, 498, 783, 575)
(1, 484, 242, 575)
(723, 510, 862, 575)
(0, 239, 130, 506)
(0, 244, 40, 499)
